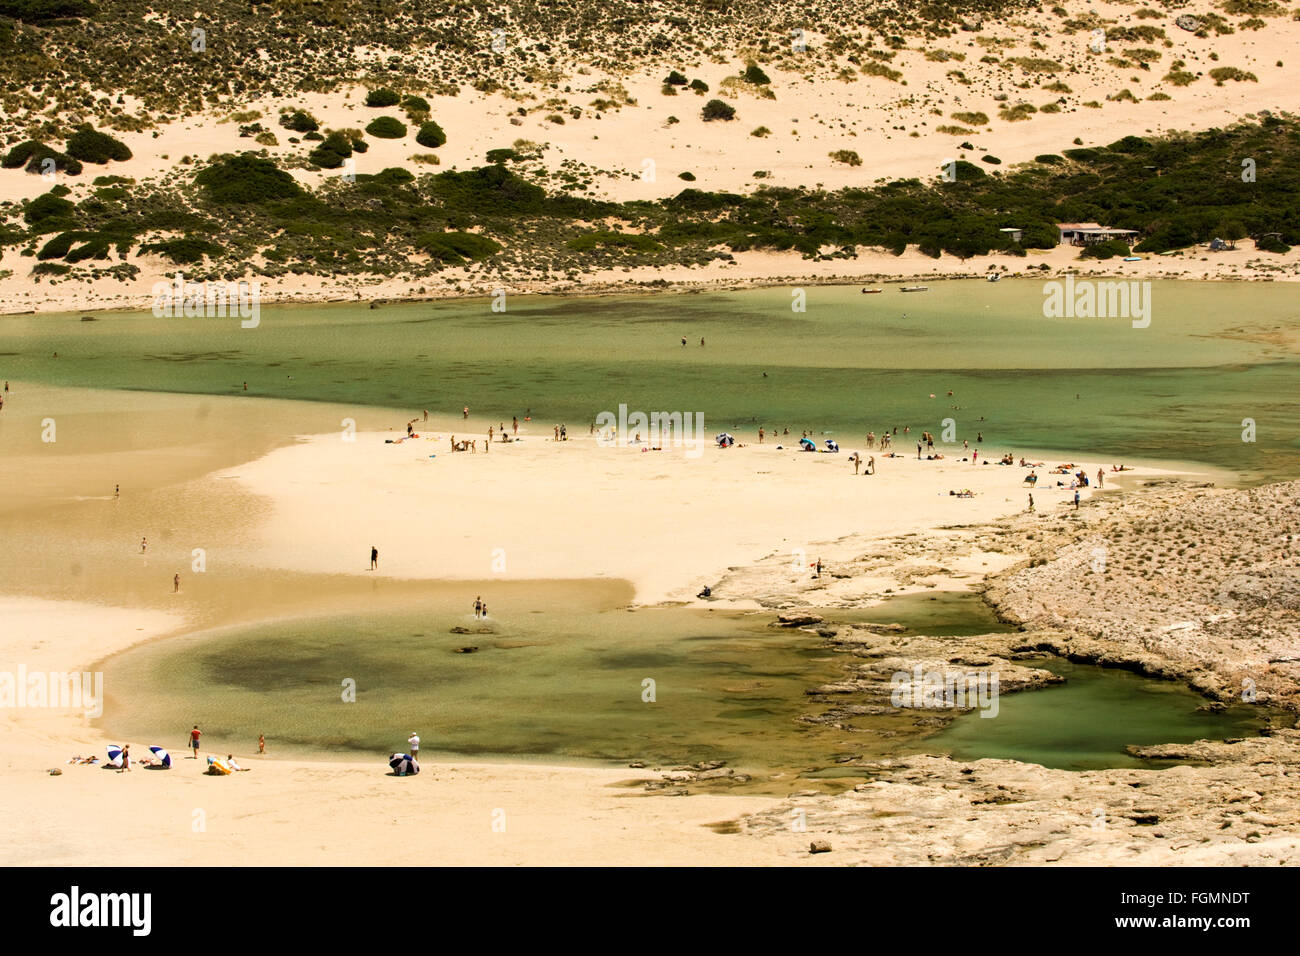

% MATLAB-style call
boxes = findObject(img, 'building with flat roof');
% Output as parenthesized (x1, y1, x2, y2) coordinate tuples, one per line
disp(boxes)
(1058, 222, 1140, 246)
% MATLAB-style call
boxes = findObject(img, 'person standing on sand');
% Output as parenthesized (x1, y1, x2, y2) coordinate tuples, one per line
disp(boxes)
(512, 417, 518, 436)
(408, 731, 420, 763)
(850, 453, 860, 474)
(1097, 469, 1104, 489)
(1028, 493, 1035, 513)
(190, 725, 201, 759)
(120, 744, 131, 772)
(370, 546, 378, 570)
(917, 442, 922, 460)
(868, 455, 875, 475)
(141, 537, 147, 553)
(173, 573, 180, 593)
(258, 734, 265, 755)
(114, 484, 119, 499)
(814, 558, 823, 579)
(474, 596, 482, 619)
(972, 449, 978, 465)
(759, 427, 765, 444)
(463, 406, 469, 419)
(423, 410, 428, 421)
(488, 426, 494, 443)
(1074, 490, 1081, 510)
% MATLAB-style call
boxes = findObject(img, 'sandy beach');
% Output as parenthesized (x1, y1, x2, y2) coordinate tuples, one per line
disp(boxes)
(0, 379, 1186, 865)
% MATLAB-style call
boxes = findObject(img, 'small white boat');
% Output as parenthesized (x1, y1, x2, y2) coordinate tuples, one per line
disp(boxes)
(861, 287, 884, 294)
(986, 273, 1001, 282)
(900, 285, 929, 292)
(1123, 256, 1143, 262)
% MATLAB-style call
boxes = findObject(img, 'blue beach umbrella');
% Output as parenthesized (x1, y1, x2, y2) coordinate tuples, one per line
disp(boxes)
(105, 744, 123, 768)
(799, 437, 816, 450)
(389, 753, 419, 776)
(149, 746, 172, 769)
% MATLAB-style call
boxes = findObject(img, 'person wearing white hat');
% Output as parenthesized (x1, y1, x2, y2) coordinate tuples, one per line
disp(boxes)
(407, 732, 420, 763)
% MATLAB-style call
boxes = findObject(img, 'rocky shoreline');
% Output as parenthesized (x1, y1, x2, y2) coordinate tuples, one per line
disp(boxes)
(710, 476, 1300, 863)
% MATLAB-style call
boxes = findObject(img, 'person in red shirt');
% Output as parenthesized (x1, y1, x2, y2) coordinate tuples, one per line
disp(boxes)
(190, 725, 201, 759)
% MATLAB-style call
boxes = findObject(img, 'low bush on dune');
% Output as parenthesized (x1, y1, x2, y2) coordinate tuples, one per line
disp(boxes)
(365, 116, 407, 138)
(64, 126, 132, 164)
(365, 87, 400, 107)
(702, 99, 736, 121)
(415, 230, 501, 263)
(195, 153, 304, 203)
(138, 237, 224, 264)
(950, 111, 988, 126)
(567, 230, 662, 253)
(416, 121, 447, 148)
(279, 110, 319, 133)
(829, 150, 862, 167)
(3, 141, 83, 175)
(308, 131, 363, 168)
(23, 190, 76, 227)
(1209, 67, 1257, 85)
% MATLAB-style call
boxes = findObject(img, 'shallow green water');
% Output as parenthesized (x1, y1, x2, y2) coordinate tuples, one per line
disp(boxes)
(925, 658, 1275, 771)
(98, 591, 1275, 775)
(98, 594, 859, 771)
(4, 280, 1299, 481)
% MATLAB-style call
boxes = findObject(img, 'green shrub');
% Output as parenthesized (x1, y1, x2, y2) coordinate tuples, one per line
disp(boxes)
(999, 103, 1037, 121)
(1209, 67, 1257, 84)
(365, 116, 407, 139)
(401, 94, 431, 113)
(702, 99, 736, 121)
(37, 231, 77, 260)
(743, 64, 771, 84)
(664, 70, 688, 86)
(951, 111, 989, 125)
(1079, 239, 1131, 259)
(279, 110, 319, 133)
(1034, 154, 1065, 164)
(863, 61, 902, 81)
(485, 148, 519, 163)
(689, 79, 708, 93)
(365, 88, 400, 107)
(416, 121, 447, 148)
(678, 171, 695, 181)
(415, 230, 502, 263)
(64, 126, 132, 164)
(195, 153, 304, 203)
(829, 149, 862, 166)
(1256, 234, 1290, 253)
(308, 131, 356, 168)
(567, 230, 663, 253)
(138, 237, 223, 264)
(3, 141, 83, 175)
(0, 1, 94, 22)
(24, 191, 75, 225)
(750, 126, 771, 137)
